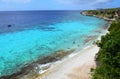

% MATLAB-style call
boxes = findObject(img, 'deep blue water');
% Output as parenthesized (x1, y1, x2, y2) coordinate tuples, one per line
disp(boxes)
(0, 11, 88, 33)
(0, 11, 107, 77)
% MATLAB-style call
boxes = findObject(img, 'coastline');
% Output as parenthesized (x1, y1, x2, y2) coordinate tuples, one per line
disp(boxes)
(38, 12, 111, 79)
(39, 25, 110, 79)
(82, 9, 120, 79)
(0, 11, 111, 79)
(0, 49, 75, 79)
(40, 45, 99, 79)
(1, 36, 108, 79)
(80, 11, 114, 22)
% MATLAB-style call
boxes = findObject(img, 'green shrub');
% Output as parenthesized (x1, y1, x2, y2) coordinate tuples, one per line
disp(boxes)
(93, 22, 120, 79)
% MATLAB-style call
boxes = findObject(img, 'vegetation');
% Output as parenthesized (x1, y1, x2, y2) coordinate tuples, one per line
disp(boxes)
(83, 8, 120, 21)
(83, 8, 120, 79)
(93, 22, 120, 79)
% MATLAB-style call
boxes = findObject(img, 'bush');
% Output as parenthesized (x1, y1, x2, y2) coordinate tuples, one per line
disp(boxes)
(93, 22, 120, 79)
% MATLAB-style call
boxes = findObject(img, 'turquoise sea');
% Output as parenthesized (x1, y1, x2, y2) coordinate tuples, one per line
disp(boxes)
(0, 11, 108, 77)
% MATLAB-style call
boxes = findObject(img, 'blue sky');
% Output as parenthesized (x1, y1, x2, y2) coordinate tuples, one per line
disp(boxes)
(0, 0, 120, 11)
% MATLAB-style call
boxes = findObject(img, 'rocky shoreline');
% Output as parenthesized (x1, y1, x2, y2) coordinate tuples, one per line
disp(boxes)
(80, 11, 112, 32)
(80, 11, 115, 22)
(0, 49, 75, 79)
(0, 11, 111, 79)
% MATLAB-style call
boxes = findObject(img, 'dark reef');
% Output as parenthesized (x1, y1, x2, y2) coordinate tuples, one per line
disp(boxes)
(0, 49, 75, 79)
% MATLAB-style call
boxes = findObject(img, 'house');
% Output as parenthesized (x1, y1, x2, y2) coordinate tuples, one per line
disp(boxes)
(115, 10, 120, 17)
(115, 11, 119, 17)
(117, 10, 120, 16)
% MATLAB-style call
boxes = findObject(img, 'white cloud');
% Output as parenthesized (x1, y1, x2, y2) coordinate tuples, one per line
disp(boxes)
(95, 0, 111, 3)
(55, 0, 112, 9)
(56, 0, 111, 5)
(1, 0, 31, 3)
(56, 0, 80, 5)
(91, 0, 113, 6)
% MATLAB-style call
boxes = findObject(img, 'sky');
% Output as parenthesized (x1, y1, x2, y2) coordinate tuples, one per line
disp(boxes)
(0, 0, 120, 11)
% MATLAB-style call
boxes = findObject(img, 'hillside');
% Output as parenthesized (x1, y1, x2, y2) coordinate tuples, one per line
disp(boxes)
(82, 8, 120, 21)
(82, 8, 120, 79)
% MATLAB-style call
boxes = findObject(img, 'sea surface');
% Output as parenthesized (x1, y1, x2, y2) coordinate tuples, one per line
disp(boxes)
(0, 11, 108, 77)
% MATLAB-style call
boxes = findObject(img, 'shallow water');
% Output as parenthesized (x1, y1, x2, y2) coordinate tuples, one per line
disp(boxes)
(0, 11, 107, 77)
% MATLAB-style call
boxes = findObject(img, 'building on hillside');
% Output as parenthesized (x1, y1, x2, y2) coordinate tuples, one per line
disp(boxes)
(115, 10, 120, 17)
(117, 10, 120, 16)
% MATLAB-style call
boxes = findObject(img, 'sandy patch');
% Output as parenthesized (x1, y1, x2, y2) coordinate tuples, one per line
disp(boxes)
(41, 45, 99, 79)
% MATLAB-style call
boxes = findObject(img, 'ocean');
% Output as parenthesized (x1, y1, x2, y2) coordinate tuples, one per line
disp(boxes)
(0, 11, 108, 77)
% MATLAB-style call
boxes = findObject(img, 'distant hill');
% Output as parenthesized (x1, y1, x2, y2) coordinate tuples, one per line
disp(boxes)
(82, 8, 120, 21)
